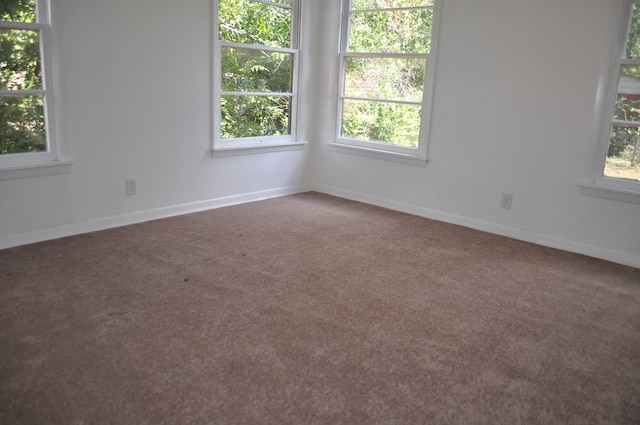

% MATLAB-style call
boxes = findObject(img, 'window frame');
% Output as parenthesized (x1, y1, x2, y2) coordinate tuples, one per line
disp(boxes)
(211, 0, 303, 154)
(0, 0, 61, 171)
(591, 0, 640, 196)
(333, 0, 441, 164)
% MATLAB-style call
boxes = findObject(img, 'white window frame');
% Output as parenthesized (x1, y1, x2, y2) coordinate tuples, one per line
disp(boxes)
(211, 0, 304, 155)
(0, 0, 64, 177)
(332, 0, 441, 166)
(586, 0, 640, 200)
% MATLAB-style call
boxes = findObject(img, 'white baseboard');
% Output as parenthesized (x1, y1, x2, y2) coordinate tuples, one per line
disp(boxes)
(0, 185, 311, 250)
(313, 184, 640, 269)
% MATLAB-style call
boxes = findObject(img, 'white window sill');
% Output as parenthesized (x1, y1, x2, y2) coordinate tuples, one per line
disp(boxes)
(0, 160, 72, 181)
(579, 183, 640, 205)
(325, 143, 428, 168)
(211, 141, 307, 158)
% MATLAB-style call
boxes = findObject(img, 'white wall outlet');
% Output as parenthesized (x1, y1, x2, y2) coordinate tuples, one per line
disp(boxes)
(501, 193, 513, 210)
(125, 178, 136, 196)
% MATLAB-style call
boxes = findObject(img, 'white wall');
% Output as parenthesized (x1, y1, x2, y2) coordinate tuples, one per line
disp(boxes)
(1, 0, 638, 268)
(310, 0, 640, 267)
(0, 0, 312, 246)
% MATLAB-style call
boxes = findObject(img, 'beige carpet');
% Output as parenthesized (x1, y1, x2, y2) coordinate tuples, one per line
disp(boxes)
(1, 192, 639, 424)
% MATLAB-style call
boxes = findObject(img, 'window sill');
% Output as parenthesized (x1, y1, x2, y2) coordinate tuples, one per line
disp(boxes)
(325, 143, 428, 168)
(578, 182, 640, 205)
(211, 141, 308, 158)
(0, 160, 72, 181)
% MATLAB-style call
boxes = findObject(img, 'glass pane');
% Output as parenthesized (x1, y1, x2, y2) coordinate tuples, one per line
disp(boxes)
(222, 47, 292, 93)
(268, 0, 292, 4)
(626, 3, 640, 59)
(221, 95, 291, 138)
(219, 0, 292, 49)
(614, 66, 640, 122)
(0, 95, 47, 155)
(0, 0, 37, 23)
(0, 29, 42, 90)
(344, 57, 425, 102)
(605, 125, 640, 181)
(342, 99, 421, 147)
(349, 8, 433, 53)
(351, 0, 434, 10)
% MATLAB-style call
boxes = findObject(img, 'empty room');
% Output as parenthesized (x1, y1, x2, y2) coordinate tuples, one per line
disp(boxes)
(1, 0, 639, 424)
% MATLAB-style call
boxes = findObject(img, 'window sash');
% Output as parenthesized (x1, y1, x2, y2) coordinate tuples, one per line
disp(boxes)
(595, 0, 640, 189)
(0, 0, 57, 165)
(336, 0, 437, 158)
(213, 0, 300, 148)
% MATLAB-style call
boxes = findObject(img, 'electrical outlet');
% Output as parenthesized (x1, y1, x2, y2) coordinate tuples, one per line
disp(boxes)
(501, 193, 513, 210)
(125, 178, 136, 196)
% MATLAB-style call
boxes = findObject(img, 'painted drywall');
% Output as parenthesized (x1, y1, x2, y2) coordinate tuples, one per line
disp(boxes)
(0, 0, 312, 244)
(310, 0, 640, 267)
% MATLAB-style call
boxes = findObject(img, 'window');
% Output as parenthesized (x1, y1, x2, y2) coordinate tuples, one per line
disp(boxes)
(0, 0, 58, 169)
(595, 0, 640, 192)
(212, 0, 302, 152)
(335, 0, 439, 162)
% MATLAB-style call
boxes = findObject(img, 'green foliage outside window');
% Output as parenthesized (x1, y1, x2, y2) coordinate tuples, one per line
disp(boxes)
(218, 0, 293, 139)
(626, 3, 640, 60)
(0, 0, 46, 155)
(605, 3, 640, 181)
(0, 0, 36, 23)
(342, 2, 432, 148)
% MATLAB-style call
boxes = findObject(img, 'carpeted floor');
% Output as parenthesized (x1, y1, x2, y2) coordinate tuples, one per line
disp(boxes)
(1, 192, 639, 424)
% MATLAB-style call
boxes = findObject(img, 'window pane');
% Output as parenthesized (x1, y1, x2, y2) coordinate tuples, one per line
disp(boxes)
(0, 0, 37, 23)
(0, 95, 46, 154)
(606, 125, 640, 181)
(342, 99, 421, 147)
(0, 29, 42, 90)
(349, 8, 433, 53)
(626, 3, 640, 59)
(344, 57, 425, 102)
(222, 47, 292, 93)
(615, 66, 640, 122)
(221, 95, 291, 138)
(351, 0, 434, 10)
(219, 0, 292, 49)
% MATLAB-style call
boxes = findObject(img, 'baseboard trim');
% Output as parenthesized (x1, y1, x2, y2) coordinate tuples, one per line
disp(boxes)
(0, 185, 312, 250)
(313, 184, 640, 269)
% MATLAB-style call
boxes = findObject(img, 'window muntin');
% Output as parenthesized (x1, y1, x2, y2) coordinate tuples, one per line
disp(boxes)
(214, 0, 300, 148)
(602, 1, 640, 184)
(337, 0, 437, 157)
(0, 0, 53, 161)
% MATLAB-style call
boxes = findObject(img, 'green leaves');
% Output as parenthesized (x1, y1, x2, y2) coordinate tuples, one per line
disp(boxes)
(351, 0, 434, 9)
(344, 57, 425, 102)
(1, 0, 46, 155)
(222, 47, 292, 93)
(219, 0, 292, 49)
(218, 0, 295, 139)
(1, 29, 42, 90)
(221, 96, 290, 138)
(0, 96, 46, 154)
(342, 100, 421, 147)
(0, 0, 36, 23)
(342, 1, 433, 147)
(349, 7, 432, 54)
(627, 3, 640, 59)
